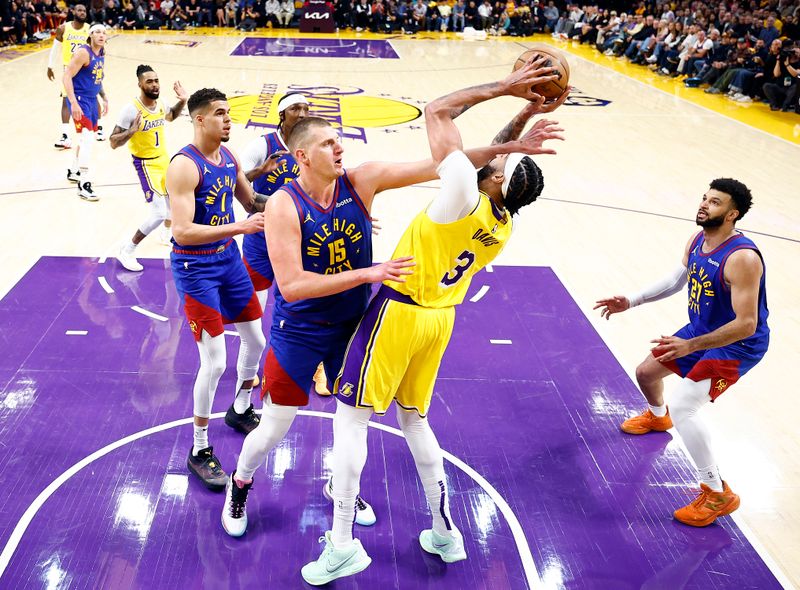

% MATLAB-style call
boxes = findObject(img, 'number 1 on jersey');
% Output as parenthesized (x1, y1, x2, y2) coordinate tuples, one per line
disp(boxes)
(154, 131, 159, 147)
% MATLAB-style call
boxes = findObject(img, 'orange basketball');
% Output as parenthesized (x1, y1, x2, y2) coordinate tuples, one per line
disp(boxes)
(513, 44, 570, 100)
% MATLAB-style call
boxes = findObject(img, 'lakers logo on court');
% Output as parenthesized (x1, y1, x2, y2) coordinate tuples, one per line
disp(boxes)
(228, 83, 421, 143)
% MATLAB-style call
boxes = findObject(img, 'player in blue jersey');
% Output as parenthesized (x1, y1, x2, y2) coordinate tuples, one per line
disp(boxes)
(220, 61, 565, 547)
(167, 88, 269, 491)
(62, 23, 108, 202)
(595, 178, 769, 527)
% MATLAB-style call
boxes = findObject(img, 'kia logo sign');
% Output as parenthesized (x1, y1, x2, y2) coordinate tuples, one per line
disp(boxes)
(305, 11, 330, 18)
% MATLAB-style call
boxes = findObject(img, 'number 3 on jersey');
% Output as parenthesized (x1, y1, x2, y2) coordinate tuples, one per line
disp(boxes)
(441, 250, 475, 287)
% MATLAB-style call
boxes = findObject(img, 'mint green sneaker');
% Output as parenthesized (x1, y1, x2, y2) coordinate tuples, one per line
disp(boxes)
(301, 531, 372, 586)
(419, 529, 467, 563)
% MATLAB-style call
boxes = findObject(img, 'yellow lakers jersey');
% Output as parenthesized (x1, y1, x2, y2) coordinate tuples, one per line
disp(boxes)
(386, 192, 512, 308)
(128, 99, 168, 159)
(62, 22, 88, 66)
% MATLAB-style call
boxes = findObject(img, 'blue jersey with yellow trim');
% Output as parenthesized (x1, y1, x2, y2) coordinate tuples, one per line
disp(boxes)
(686, 231, 769, 346)
(253, 131, 299, 197)
(273, 172, 372, 324)
(72, 44, 104, 99)
(172, 144, 238, 251)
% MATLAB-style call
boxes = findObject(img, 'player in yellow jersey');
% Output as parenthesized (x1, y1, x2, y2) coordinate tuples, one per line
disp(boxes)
(301, 61, 568, 585)
(110, 65, 188, 272)
(47, 4, 88, 149)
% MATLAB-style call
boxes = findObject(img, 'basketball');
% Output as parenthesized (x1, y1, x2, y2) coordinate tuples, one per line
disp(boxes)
(513, 44, 570, 100)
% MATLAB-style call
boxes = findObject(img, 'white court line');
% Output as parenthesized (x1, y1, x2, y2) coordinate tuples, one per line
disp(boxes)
(130, 306, 168, 322)
(0, 411, 543, 589)
(490, 339, 513, 345)
(469, 285, 490, 303)
(485, 264, 494, 273)
(223, 330, 240, 337)
(97, 277, 114, 294)
(65, 330, 88, 336)
(98, 256, 108, 264)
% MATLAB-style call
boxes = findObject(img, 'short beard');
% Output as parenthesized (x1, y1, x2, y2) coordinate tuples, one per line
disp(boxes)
(221, 136, 230, 143)
(696, 213, 725, 228)
(144, 89, 160, 100)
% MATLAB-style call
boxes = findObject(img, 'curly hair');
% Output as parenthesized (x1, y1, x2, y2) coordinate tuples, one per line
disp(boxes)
(136, 64, 154, 79)
(188, 88, 227, 116)
(709, 177, 752, 222)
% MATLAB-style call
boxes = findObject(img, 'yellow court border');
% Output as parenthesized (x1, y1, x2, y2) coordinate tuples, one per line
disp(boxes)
(4, 27, 798, 144)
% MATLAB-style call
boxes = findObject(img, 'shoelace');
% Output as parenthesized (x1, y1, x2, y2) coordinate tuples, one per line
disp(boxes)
(355, 496, 368, 511)
(229, 493, 247, 518)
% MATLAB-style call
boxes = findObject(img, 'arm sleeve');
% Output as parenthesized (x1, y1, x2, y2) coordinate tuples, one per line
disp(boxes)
(426, 150, 479, 224)
(49, 39, 62, 69)
(627, 264, 688, 308)
(116, 103, 139, 130)
(240, 136, 268, 174)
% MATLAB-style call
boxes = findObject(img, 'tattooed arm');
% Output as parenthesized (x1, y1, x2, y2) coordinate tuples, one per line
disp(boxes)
(492, 89, 572, 145)
(424, 57, 557, 164)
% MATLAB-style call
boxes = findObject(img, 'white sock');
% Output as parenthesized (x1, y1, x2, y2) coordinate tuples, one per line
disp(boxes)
(649, 403, 667, 417)
(233, 385, 253, 414)
(397, 407, 458, 537)
(193, 424, 209, 455)
(698, 464, 723, 492)
(61, 123, 70, 136)
(123, 240, 136, 254)
(79, 167, 89, 185)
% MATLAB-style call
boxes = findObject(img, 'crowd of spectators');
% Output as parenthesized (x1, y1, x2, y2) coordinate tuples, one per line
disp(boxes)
(553, 1, 799, 111)
(2, 0, 798, 112)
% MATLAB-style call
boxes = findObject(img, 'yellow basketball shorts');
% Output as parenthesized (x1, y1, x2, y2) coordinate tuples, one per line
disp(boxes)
(132, 154, 168, 201)
(334, 285, 455, 417)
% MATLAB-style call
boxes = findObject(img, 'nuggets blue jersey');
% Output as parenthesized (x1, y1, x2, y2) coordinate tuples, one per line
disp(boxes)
(686, 231, 769, 347)
(243, 131, 300, 277)
(252, 131, 299, 196)
(272, 172, 372, 324)
(72, 44, 104, 99)
(171, 144, 238, 251)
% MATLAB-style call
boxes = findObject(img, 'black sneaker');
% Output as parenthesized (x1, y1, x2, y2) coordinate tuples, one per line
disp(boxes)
(225, 403, 260, 435)
(187, 446, 227, 491)
(222, 471, 253, 537)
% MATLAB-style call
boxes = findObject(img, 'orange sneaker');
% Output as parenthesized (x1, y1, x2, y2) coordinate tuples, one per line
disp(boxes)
(620, 408, 673, 434)
(314, 363, 331, 396)
(674, 481, 740, 527)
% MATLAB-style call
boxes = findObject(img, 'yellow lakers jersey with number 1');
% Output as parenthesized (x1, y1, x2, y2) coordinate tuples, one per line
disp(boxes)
(386, 192, 512, 308)
(62, 22, 88, 66)
(129, 99, 168, 160)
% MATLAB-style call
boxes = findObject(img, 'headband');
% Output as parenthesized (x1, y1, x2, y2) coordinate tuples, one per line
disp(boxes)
(278, 93, 309, 113)
(501, 153, 526, 198)
(88, 23, 106, 34)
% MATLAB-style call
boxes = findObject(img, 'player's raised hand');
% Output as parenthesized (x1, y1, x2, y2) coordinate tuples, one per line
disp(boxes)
(239, 212, 265, 234)
(516, 118, 565, 155)
(538, 86, 572, 113)
(132, 110, 143, 131)
(174, 80, 189, 102)
(259, 151, 289, 175)
(593, 295, 630, 320)
(47, 67, 55, 81)
(364, 256, 415, 284)
(503, 56, 559, 101)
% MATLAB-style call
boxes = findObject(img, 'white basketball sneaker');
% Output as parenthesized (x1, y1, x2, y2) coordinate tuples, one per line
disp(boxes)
(67, 168, 80, 183)
(221, 472, 252, 537)
(95, 125, 106, 141)
(55, 134, 72, 149)
(323, 477, 376, 526)
(419, 529, 467, 563)
(78, 181, 98, 202)
(301, 531, 371, 586)
(117, 246, 143, 272)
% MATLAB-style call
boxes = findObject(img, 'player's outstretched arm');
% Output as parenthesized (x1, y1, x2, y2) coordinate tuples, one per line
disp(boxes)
(167, 155, 263, 245)
(491, 90, 570, 145)
(425, 56, 558, 164)
(165, 81, 188, 122)
(266, 191, 414, 303)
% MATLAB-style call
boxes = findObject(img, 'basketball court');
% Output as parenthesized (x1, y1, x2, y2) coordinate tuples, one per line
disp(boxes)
(0, 29, 797, 589)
